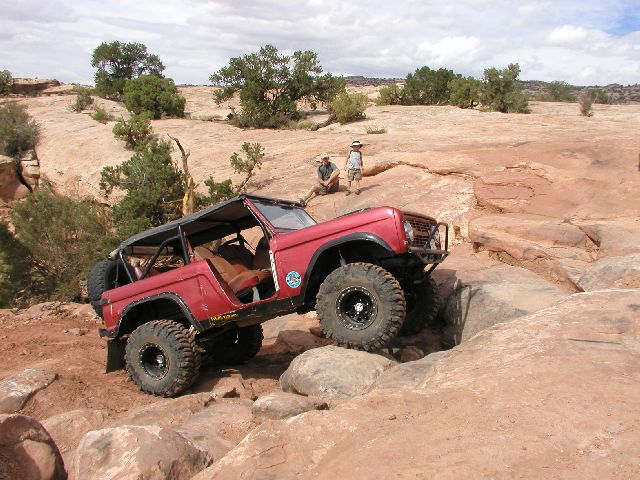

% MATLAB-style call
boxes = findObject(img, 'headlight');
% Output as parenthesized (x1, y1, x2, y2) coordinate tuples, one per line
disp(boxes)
(403, 221, 414, 242)
(429, 229, 440, 250)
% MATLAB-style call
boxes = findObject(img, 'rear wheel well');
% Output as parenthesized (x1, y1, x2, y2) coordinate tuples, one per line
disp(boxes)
(303, 240, 393, 307)
(117, 298, 192, 337)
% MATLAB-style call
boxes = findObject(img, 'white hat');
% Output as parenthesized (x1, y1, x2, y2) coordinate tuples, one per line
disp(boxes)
(350, 140, 363, 148)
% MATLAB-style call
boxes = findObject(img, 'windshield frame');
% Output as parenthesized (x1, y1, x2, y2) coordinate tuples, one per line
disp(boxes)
(249, 199, 316, 233)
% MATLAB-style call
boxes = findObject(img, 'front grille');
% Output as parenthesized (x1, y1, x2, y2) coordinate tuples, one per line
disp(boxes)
(405, 215, 439, 249)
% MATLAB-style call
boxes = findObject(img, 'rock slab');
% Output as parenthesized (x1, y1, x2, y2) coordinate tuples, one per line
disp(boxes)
(578, 253, 640, 291)
(0, 368, 58, 414)
(252, 391, 328, 420)
(279, 345, 397, 400)
(0, 414, 67, 480)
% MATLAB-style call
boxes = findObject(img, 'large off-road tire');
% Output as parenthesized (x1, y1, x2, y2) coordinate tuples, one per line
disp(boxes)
(207, 325, 263, 365)
(87, 259, 126, 318)
(399, 276, 441, 336)
(125, 320, 201, 397)
(316, 262, 406, 351)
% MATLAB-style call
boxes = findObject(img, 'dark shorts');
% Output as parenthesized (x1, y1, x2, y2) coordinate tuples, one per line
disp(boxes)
(348, 168, 362, 181)
(318, 181, 339, 195)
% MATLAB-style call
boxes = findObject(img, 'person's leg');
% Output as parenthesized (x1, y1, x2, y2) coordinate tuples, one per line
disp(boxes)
(301, 184, 320, 206)
(355, 170, 362, 194)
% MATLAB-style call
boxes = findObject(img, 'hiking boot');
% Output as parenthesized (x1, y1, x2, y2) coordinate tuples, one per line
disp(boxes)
(355, 189, 361, 195)
(299, 197, 307, 207)
(345, 190, 352, 196)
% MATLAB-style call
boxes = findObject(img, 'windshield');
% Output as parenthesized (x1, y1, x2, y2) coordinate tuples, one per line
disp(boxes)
(253, 201, 316, 232)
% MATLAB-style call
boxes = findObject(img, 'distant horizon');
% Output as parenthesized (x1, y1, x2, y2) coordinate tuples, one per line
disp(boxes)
(3, 1, 638, 86)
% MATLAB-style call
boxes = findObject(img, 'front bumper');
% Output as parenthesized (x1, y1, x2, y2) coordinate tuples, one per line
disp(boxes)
(406, 221, 450, 271)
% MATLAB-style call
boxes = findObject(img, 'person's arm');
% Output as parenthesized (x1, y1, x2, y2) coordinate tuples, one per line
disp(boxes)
(328, 163, 340, 183)
(344, 150, 351, 170)
(360, 152, 363, 169)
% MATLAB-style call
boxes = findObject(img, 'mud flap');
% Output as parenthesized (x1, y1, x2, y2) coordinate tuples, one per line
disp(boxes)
(105, 338, 126, 373)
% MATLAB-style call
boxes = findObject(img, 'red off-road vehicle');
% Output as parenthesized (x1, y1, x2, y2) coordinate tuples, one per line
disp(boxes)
(88, 195, 448, 396)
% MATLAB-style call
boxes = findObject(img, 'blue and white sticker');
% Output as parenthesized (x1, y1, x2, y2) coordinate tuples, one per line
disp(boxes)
(285, 271, 302, 288)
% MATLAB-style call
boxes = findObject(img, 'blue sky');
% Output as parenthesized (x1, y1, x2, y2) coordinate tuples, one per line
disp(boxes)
(1, 0, 638, 86)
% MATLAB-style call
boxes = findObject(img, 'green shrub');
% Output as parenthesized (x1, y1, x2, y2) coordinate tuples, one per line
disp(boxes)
(481, 63, 529, 113)
(112, 113, 153, 149)
(403, 67, 459, 105)
(376, 83, 404, 105)
(0, 102, 39, 158)
(579, 92, 593, 116)
(285, 119, 316, 130)
(210, 44, 345, 128)
(366, 125, 386, 134)
(0, 70, 13, 95)
(91, 107, 114, 123)
(193, 114, 222, 122)
(448, 76, 482, 108)
(201, 143, 264, 205)
(123, 75, 186, 118)
(0, 221, 30, 307)
(589, 88, 611, 104)
(329, 92, 368, 124)
(92, 41, 165, 99)
(100, 140, 185, 239)
(11, 189, 116, 302)
(70, 86, 94, 112)
(545, 81, 577, 102)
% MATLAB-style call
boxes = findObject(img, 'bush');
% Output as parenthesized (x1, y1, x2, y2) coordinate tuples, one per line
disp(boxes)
(0, 102, 39, 158)
(448, 76, 482, 108)
(91, 107, 114, 123)
(100, 139, 185, 239)
(210, 44, 345, 128)
(403, 67, 459, 105)
(112, 113, 153, 149)
(579, 92, 593, 116)
(11, 189, 116, 301)
(376, 83, 404, 105)
(123, 75, 186, 118)
(366, 125, 386, 134)
(0, 221, 30, 307)
(329, 92, 368, 124)
(481, 63, 529, 113)
(92, 41, 165, 99)
(589, 88, 611, 104)
(201, 142, 264, 205)
(0, 70, 13, 95)
(70, 86, 94, 112)
(285, 119, 316, 130)
(545, 81, 577, 102)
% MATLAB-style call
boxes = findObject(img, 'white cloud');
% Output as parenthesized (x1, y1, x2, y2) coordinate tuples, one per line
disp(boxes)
(0, 0, 638, 86)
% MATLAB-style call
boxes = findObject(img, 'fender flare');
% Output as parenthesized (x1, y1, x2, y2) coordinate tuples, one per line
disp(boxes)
(299, 233, 395, 299)
(110, 292, 201, 338)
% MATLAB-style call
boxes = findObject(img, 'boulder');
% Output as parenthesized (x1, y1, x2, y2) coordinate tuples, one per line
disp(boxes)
(279, 345, 397, 400)
(176, 399, 255, 461)
(41, 409, 108, 464)
(0, 155, 30, 203)
(269, 329, 331, 355)
(375, 351, 447, 390)
(72, 425, 211, 480)
(575, 219, 640, 257)
(251, 391, 328, 420)
(0, 414, 66, 480)
(432, 247, 566, 346)
(0, 368, 58, 414)
(201, 290, 640, 479)
(577, 253, 640, 291)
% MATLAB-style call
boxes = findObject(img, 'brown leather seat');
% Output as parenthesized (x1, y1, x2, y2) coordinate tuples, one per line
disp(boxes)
(253, 238, 270, 270)
(193, 246, 270, 296)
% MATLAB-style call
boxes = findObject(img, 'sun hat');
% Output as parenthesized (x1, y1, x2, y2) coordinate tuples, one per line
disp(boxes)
(350, 140, 363, 148)
(319, 152, 330, 160)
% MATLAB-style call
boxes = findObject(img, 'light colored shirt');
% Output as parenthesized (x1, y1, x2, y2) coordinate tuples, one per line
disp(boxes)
(347, 151, 362, 169)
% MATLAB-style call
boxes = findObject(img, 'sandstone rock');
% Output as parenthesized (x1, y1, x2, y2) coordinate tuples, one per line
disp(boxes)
(398, 345, 425, 362)
(279, 345, 397, 400)
(0, 368, 58, 414)
(269, 329, 331, 355)
(376, 351, 447, 390)
(42, 409, 108, 463)
(432, 247, 566, 346)
(73, 425, 211, 480)
(469, 213, 596, 287)
(176, 399, 255, 461)
(0, 414, 66, 480)
(577, 253, 640, 291)
(251, 391, 328, 420)
(203, 290, 640, 479)
(0, 155, 30, 203)
(110, 392, 215, 429)
(575, 219, 640, 257)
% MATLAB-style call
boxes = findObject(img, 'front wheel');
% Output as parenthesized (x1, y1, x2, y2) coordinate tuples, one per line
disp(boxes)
(125, 320, 201, 397)
(316, 263, 406, 351)
(399, 276, 441, 336)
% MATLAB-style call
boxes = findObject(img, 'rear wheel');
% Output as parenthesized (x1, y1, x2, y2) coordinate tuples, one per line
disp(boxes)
(316, 262, 405, 351)
(206, 325, 263, 365)
(399, 276, 441, 336)
(125, 320, 201, 397)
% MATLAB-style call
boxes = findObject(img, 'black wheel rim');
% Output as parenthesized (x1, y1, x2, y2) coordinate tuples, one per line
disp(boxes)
(139, 343, 169, 380)
(336, 286, 377, 330)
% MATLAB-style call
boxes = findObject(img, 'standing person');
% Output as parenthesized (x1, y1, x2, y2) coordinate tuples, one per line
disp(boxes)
(299, 153, 340, 206)
(344, 140, 363, 195)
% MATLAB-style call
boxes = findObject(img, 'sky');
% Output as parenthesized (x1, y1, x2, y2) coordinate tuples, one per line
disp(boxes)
(1, 0, 639, 86)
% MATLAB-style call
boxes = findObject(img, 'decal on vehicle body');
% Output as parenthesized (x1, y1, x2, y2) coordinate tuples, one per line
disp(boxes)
(209, 312, 239, 322)
(285, 271, 301, 288)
